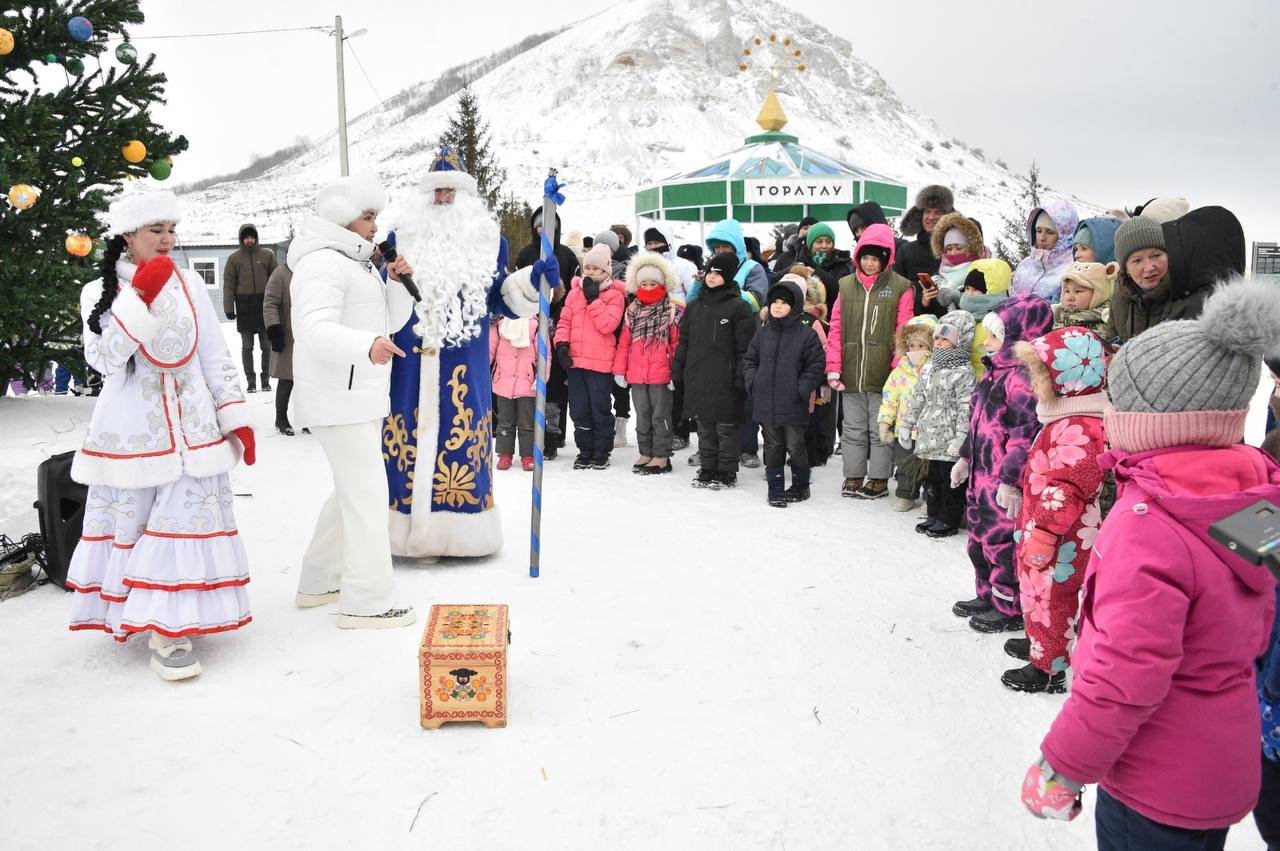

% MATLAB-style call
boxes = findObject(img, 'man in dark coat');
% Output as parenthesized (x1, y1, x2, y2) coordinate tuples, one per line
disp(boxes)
(771, 215, 819, 275)
(744, 275, 826, 506)
(672, 253, 758, 488)
(223, 222, 278, 392)
(890, 187, 954, 317)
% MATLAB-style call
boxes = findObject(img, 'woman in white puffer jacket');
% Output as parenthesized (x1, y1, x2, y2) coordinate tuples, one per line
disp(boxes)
(287, 171, 418, 629)
(67, 189, 256, 681)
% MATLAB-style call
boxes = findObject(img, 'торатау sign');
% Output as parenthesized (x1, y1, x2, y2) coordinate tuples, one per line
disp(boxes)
(743, 179, 852, 206)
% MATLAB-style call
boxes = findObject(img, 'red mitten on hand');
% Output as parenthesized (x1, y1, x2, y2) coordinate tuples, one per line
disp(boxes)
(132, 255, 175, 306)
(1021, 527, 1059, 570)
(233, 427, 256, 466)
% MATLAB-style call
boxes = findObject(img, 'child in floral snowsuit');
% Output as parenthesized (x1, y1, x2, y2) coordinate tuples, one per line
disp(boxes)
(952, 295, 1054, 633)
(878, 314, 937, 511)
(1000, 326, 1109, 694)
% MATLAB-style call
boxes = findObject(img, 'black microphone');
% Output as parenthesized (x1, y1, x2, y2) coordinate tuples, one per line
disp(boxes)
(377, 240, 421, 302)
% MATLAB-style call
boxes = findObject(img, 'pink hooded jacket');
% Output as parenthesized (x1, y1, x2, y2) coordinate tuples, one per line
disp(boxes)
(611, 305, 680, 385)
(1041, 444, 1280, 829)
(824, 224, 915, 377)
(552, 276, 625, 373)
(489, 316, 537, 399)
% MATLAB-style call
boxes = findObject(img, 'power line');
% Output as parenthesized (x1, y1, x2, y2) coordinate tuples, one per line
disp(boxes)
(344, 39, 418, 146)
(108, 25, 331, 41)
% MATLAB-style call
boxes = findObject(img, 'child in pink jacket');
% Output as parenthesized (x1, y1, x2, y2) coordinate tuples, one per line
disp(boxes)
(1023, 279, 1280, 850)
(489, 315, 538, 471)
(613, 251, 680, 475)
(553, 243, 625, 469)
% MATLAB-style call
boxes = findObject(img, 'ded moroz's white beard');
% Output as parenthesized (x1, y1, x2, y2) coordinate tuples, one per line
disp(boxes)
(395, 191, 500, 349)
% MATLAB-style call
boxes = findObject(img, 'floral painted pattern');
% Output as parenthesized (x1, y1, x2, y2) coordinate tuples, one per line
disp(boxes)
(1050, 331, 1106, 393)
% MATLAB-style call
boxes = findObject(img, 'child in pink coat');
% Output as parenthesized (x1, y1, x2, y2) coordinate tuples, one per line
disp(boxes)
(489, 315, 538, 471)
(1023, 279, 1280, 850)
(553, 243, 625, 469)
(1001, 326, 1108, 694)
(613, 252, 680, 475)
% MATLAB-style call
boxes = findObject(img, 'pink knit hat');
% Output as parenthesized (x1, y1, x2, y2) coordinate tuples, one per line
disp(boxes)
(581, 244, 613, 276)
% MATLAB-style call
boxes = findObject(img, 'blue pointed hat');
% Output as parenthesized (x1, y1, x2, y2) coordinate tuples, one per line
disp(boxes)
(419, 146, 478, 196)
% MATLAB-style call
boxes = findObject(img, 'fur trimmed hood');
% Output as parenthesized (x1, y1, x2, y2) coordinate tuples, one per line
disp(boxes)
(900, 184, 955, 237)
(930, 212, 984, 259)
(895, 314, 938, 356)
(1014, 326, 1109, 403)
(624, 251, 678, 294)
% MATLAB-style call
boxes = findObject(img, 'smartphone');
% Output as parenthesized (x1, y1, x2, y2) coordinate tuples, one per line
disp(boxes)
(917, 273, 936, 290)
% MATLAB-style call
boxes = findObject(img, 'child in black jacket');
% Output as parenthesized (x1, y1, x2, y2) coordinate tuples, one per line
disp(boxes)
(672, 253, 759, 489)
(744, 275, 826, 506)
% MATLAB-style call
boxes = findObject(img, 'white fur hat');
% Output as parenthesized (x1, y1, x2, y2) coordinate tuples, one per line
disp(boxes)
(107, 189, 182, 236)
(315, 170, 387, 227)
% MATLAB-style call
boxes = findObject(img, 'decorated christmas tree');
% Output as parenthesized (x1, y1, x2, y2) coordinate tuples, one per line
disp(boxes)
(0, 1, 187, 389)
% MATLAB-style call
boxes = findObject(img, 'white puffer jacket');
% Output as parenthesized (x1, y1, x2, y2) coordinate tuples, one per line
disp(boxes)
(72, 261, 252, 490)
(287, 215, 415, 428)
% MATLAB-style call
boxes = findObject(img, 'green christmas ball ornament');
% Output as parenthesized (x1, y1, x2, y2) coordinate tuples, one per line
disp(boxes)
(115, 42, 137, 64)
(66, 57, 85, 75)
(45, 53, 58, 64)
(149, 159, 171, 181)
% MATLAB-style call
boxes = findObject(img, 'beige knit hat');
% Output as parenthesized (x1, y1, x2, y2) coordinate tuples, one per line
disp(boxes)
(1060, 261, 1118, 309)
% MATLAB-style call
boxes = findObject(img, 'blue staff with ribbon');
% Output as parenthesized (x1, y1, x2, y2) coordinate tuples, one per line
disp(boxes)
(530, 171, 565, 578)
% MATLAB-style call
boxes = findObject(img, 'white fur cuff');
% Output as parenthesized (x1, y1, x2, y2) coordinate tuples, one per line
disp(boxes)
(110, 287, 164, 344)
(215, 400, 254, 434)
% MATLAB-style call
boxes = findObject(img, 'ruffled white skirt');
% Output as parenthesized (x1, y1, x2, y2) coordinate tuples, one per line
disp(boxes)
(67, 473, 251, 642)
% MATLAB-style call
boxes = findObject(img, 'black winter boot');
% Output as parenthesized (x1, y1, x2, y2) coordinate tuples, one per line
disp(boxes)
(1001, 663, 1066, 694)
(766, 467, 788, 508)
(1004, 637, 1031, 661)
(951, 597, 992, 618)
(969, 608, 1025, 634)
(783, 465, 811, 503)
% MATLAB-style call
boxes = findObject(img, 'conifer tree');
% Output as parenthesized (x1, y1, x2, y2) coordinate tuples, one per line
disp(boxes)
(1, 1, 187, 388)
(994, 161, 1042, 269)
(439, 82, 505, 210)
(496, 192, 533, 260)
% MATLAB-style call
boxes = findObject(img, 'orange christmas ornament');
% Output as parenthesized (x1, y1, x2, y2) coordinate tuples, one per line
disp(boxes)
(7, 183, 37, 210)
(65, 233, 93, 257)
(121, 140, 147, 164)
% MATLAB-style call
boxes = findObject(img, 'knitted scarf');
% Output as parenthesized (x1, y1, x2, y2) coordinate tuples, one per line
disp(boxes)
(626, 295, 672, 345)
(931, 346, 971, 370)
(959, 292, 1008, 320)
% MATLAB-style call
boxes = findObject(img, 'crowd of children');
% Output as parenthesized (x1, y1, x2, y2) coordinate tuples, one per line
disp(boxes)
(496, 187, 1280, 847)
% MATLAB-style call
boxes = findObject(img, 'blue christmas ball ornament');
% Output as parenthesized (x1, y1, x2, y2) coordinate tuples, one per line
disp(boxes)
(67, 16, 93, 42)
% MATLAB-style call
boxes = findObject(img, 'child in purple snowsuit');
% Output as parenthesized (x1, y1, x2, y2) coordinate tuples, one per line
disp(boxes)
(951, 295, 1053, 632)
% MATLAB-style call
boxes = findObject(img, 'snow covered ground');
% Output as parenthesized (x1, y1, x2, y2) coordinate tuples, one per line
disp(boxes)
(0, 322, 1272, 850)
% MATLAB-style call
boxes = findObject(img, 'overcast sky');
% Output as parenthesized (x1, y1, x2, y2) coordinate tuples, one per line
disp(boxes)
(134, 0, 1280, 252)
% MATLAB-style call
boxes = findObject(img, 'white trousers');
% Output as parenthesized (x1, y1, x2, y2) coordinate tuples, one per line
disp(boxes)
(300, 420, 398, 616)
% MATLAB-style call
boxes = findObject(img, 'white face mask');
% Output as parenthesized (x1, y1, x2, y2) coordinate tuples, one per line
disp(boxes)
(906, 350, 928, 367)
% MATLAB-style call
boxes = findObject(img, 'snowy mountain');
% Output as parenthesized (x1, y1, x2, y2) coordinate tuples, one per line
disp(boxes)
(173, 0, 1080, 248)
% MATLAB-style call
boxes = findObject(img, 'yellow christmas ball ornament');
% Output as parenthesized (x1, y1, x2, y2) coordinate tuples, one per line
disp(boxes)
(7, 184, 38, 210)
(121, 140, 147, 164)
(72, 156, 84, 168)
(66, 233, 93, 257)
(0, 27, 14, 56)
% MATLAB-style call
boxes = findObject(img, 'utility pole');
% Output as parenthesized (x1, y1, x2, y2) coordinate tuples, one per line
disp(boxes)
(334, 15, 348, 176)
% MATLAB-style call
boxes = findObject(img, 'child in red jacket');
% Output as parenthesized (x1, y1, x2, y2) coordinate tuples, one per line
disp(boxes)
(554, 243, 625, 469)
(1001, 326, 1108, 694)
(613, 252, 680, 475)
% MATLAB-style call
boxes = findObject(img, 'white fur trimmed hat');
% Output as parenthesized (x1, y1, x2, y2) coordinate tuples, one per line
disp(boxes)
(107, 189, 183, 236)
(417, 146, 478, 197)
(315, 170, 387, 227)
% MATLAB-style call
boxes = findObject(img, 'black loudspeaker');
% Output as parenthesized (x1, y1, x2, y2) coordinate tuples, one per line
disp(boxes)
(34, 451, 88, 590)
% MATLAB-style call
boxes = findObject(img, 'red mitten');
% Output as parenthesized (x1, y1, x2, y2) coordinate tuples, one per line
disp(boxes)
(1021, 756, 1083, 821)
(132, 255, 175, 306)
(233, 427, 256, 466)
(1021, 527, 1059, 570)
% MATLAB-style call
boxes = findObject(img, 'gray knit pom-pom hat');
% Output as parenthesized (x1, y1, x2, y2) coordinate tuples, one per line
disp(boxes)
(1109, 275, 1280, 415)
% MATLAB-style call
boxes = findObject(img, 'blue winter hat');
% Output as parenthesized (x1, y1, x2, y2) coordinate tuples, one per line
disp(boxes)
(418, 146, 478, 196)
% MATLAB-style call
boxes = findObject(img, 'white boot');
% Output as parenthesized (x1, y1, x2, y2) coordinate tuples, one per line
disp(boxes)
(148, 633, 202, 681)
(337, 606, 417, 630)
(295, 590, 340, 608)
(614, 416, 629, 448)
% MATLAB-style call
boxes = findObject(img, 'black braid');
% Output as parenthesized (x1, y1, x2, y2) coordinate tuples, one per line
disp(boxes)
(86, 235, 127, 335)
